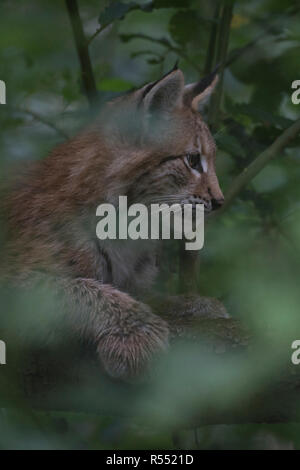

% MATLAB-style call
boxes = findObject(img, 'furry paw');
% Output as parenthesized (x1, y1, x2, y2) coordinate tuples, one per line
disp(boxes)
(97, 301, 169, 380)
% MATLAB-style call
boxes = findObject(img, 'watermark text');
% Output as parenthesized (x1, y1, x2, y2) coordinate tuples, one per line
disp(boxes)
(96, 196, 204, 250)
(291, 80, 300, 105)
(0, 80, 6, 105)
(0, 340, 6, 365)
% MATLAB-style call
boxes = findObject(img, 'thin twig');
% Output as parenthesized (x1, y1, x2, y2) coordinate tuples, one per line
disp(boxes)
(9, 106, 69, 140)
(65, 0, 98, 107)
(87, 24, 111, 46)
(119, 33, 202, 73)
(225, 5, 300, 69)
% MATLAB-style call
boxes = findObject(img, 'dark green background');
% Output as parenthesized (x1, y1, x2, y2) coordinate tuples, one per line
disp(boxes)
(0, 0, 300, 450)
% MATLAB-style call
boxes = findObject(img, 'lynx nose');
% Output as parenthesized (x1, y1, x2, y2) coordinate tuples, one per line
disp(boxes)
(211, 197, 225, 211)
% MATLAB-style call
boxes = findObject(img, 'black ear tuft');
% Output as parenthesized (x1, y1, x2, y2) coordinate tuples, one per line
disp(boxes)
(191, 65, 219, 97)
(183, 65, 219, 111)
(172, 60, 179, 71)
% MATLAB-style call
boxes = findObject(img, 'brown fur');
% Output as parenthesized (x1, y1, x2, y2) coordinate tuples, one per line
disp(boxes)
(1, 69, 226, 379)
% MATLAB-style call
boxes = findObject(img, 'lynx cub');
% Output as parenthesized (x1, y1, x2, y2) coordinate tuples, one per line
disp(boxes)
(2, 67, 226, 379)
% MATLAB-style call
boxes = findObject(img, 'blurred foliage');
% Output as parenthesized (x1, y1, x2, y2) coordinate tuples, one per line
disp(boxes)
(0, 0, 300, 450)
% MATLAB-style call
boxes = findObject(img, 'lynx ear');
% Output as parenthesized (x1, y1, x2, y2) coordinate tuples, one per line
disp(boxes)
(142, 68, 184, 116)
(184, 69, 218, 112)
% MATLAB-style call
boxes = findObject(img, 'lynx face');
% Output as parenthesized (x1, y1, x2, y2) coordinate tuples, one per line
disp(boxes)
(102, 68, 224, 216)
(127, 117, 223, 214)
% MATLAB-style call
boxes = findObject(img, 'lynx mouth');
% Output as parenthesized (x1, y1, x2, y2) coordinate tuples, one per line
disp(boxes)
(180, 197, 212, 214)
(191, 201, 212, 213)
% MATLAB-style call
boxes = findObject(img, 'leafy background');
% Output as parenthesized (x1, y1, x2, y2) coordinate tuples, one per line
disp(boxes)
(0, 0, 300, 449)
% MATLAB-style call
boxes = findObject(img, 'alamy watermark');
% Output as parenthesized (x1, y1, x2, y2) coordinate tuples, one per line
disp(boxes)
(0, 340, 6, 365)
(96, 196, 204, 250)
(291, 340, 300, 365)
(291, 80, 300, 105)
(0, 80, 6, 105)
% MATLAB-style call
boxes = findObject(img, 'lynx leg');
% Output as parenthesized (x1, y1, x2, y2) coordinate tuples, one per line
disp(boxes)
(62, 278, 169, 379)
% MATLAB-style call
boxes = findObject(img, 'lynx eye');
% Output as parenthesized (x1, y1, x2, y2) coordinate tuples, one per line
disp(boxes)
(185, 153, 203, 173)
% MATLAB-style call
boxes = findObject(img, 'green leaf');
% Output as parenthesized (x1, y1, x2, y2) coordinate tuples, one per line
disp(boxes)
(99, 2, 136, 27)
(99, 1, 153, 27)
(98, 77, 134, 92)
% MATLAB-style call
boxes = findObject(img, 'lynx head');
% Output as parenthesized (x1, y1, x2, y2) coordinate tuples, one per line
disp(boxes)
(102, 67, 224, 213)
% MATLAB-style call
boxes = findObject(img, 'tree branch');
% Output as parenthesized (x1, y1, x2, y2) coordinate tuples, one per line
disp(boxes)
(178, 241, 200, 294)
(4, 305, 300, 427)
(204, 1, 221, 75)
(212, 118, 300, 217)
(208, 0, 235, 129)
(65, 0, 98, 107)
